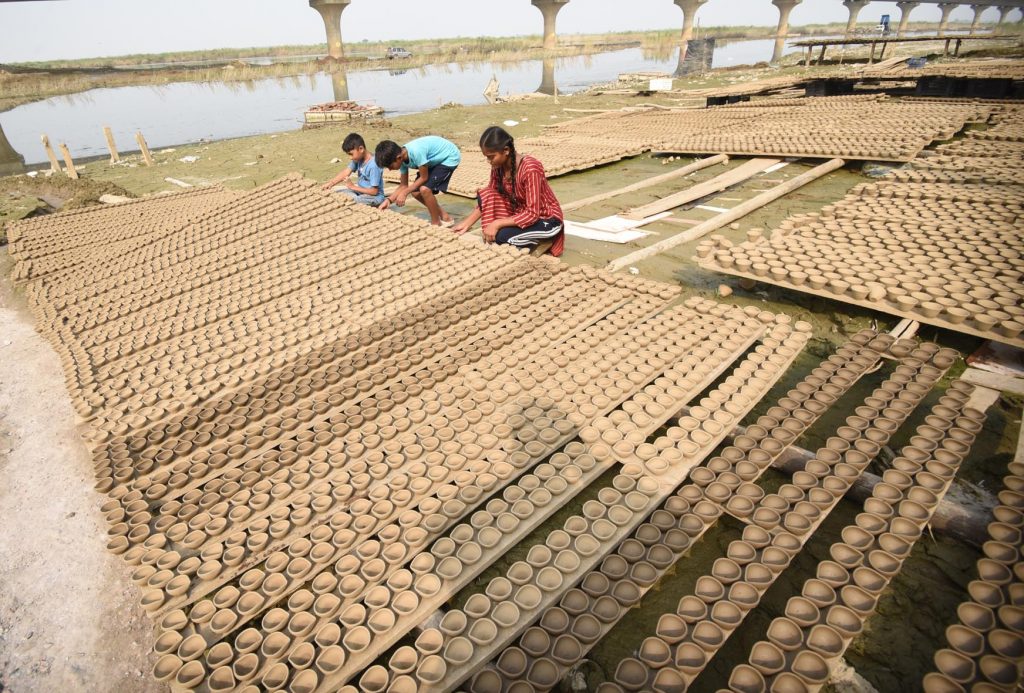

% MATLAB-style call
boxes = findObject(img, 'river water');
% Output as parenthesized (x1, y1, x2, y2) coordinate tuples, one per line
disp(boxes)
(2, 40, 805, 167)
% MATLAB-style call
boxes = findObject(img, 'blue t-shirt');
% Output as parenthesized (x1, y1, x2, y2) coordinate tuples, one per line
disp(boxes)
(400, 136, 461, 175)
(348, 155, 385, 196)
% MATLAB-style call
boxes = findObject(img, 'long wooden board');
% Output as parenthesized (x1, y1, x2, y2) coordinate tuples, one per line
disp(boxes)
(621, 157, 782, 220)
(560, 154, 728, 213)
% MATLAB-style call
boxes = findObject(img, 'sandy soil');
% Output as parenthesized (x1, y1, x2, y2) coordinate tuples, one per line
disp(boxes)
(0, 259, 160, 693)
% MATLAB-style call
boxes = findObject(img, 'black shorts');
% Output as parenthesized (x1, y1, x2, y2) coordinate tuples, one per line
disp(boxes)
(424, 164, 457, 194)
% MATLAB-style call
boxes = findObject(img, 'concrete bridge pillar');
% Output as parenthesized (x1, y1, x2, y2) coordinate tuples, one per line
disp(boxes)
(532, 0, 570, 51)
(843, 0, 870, 35)
(937, 3, 959, 35)
(996, 5, 1012, 23)
(674, 0, 709, 44)
(310, 0, 351, 59)
(895, 2, 919, 37)
(969, 4, 987, 33)
(770, 0, 802, 64)
(0, 123, 26, 178)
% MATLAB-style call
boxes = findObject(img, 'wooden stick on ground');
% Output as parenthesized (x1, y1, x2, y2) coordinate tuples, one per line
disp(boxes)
(135, 131, 154, 166)
(561, 153, 728, 213)
(40, 135, 61, 174)
(103, 126, 120, 164)
(607, 158, 844, 272)
(621, 157, 783, 220)
(58, 144, 79, 180)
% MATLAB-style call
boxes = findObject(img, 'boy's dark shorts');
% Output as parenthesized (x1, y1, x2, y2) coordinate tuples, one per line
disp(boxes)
(424, 164, 458, 194)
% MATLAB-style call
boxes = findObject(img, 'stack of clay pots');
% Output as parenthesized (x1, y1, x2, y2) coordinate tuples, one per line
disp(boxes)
(923, 449, 1024, 693)
(730, 378, 985, 693)
(550, 95, 991, 162)
(697, 121, 1024, 346)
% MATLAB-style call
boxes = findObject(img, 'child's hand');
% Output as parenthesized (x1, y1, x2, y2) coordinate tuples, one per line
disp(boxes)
(394, 193, 408, 207)
(321, 181, 334, 190)
(451, 220, 470, 235)
(482, 222, 500, 243)
(379, 198, 391, 211)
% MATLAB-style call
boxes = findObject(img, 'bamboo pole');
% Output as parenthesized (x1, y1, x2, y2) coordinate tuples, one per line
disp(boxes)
(58, 143, 79, 180)
(561, 154, 728, 213)
(135, 131, 154, 166)
(103, 126, 120, 164)
(607, 157, 845, 272)
(621, 157, 782, 220)
(40, 134, 61, 173)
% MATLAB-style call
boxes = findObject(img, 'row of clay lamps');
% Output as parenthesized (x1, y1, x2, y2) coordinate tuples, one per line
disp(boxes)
(551, 97, 990, 162)
(729, 381, 987, 693)
(924, 456, 1024, 693)
(84, 257, 555, 431)
(90, 259, 558, 497)
(22, 176, 320, 298)
(77, 245, 526, 422)
(21, 178, 315, 290)
(167, 295, 708, 693)
(364, 305, 802, 687)
(6, 187, 237, 279)
(382, 132, 644, 198)
(103, 278, 662, 567)
(142, 296, 712, 687)
(610, 334, 954, 691)
(697, 168, 1024, 341)
(282, 470, 661, 693)
(217, 303, 727, 688)
(483, 331, 884, 693)
(112, 285, 654, 621)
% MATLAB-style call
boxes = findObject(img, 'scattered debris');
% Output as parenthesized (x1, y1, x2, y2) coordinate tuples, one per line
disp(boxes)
(718, 284, 733, 297)
(178, 156, 199, 164)
(502, 120, 520, 127)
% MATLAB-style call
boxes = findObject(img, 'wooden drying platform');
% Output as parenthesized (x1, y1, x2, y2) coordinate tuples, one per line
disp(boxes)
(791, 34, 1009, 66)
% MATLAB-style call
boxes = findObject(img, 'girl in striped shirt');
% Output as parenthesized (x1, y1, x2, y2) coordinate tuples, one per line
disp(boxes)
(452, 126, 565, 257)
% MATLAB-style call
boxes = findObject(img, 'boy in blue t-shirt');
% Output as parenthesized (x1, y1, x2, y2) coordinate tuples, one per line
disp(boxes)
(322, 133, 385, 207)
(375, 135, 461, 226)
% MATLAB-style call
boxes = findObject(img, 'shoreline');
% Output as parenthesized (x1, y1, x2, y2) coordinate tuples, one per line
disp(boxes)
(0, 20, 998, 112)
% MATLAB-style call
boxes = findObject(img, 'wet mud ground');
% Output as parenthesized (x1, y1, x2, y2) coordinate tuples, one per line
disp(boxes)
(1, 65, 1021, 692)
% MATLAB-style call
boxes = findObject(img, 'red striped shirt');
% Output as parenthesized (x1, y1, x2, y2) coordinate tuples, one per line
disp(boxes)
(486, 155, 563, 229)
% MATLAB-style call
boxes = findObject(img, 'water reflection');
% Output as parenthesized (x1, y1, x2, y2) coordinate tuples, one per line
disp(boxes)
(0, 122, 27, 177)
(676, 38, 716, 77)
(538, 58, 557, 96)
(331, 71, 349, 102)
(2, 43, 811, 165)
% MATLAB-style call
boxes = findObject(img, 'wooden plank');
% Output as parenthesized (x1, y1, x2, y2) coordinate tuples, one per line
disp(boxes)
(699, 259, 1024, 351)
(40, 134, 61, 174)
(560, 154, 728, 213)
(135, 131, 154, 166)
(608, 158, 845, 272)
(622, 157, 782, 220)
(961, 367, 1024, 396)
(58, 144, 78, 180)
(103, 126, 120, 164)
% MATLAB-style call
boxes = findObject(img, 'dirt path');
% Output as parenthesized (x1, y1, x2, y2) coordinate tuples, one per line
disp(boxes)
(0, 267, 160, 693)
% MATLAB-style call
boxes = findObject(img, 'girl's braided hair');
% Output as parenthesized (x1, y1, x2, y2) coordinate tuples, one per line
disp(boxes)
(480, 126, 518, 210)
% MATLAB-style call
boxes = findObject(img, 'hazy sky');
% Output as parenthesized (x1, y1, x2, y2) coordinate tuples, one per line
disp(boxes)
(0, 0, 1002, 63)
